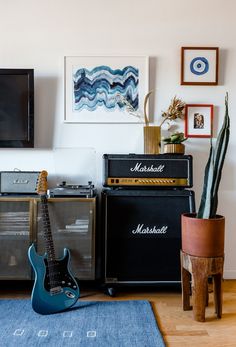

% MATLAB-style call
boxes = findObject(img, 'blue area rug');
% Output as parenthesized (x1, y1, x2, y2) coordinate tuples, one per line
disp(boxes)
(0, 299, 165, 347)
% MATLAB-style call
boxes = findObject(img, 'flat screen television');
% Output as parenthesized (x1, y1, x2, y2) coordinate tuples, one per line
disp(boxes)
(0, 68, 34, 147)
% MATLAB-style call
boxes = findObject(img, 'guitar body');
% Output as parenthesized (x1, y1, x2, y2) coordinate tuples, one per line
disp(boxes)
(28, 244, 80, 315)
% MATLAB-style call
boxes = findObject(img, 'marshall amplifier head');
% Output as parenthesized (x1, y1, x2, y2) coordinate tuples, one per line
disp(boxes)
(0, 171, 40, 194)
(103, 154, 193, 188)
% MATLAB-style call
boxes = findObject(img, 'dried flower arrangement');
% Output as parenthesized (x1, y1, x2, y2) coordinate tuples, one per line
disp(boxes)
(116, 91, 152, 126)
(117, 93, 185, 129)
(117, 92, 186, 154)
(160, 96, 185, 128)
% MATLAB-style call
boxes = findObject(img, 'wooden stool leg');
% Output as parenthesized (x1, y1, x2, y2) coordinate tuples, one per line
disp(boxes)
(192, 274, 208, 322)
(181, 252, 224, 321)
(205, 283, 209, 307)
(181, 267, 192, 310)
(213, 273, 223, 318)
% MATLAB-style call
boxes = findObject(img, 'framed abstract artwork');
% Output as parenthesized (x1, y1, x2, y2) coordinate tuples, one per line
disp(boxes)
(185, 104, 213, 138)
(64, 56, 149, 123)
(181, 47, 219, 85)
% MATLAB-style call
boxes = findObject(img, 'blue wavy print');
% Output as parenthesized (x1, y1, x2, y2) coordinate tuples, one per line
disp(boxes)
(73, 65, 139, 112)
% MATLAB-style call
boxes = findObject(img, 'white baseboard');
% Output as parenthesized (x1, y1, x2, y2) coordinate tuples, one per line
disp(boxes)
(223, 270, 236, 279)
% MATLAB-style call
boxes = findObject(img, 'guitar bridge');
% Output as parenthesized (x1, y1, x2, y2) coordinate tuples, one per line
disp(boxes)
(50, 286, 63, 295)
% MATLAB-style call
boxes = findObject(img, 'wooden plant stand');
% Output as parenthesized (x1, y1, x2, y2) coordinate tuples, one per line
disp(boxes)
(180, 250, 224, 322)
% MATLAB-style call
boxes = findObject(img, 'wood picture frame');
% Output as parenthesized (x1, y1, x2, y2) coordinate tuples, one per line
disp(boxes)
(181, 47, 219, 85)
(185, 104, 214, 138)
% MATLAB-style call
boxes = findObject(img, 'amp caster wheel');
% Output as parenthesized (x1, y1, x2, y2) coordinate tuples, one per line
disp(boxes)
(106, 287, 116, 297)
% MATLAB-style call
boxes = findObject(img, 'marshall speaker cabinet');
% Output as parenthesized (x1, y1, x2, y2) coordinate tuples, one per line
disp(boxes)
(102, 189, 195, 290)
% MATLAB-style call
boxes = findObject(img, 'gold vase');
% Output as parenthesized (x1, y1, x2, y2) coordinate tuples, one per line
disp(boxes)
(143, 126, 161, 154)
(163, 143, 185, 154)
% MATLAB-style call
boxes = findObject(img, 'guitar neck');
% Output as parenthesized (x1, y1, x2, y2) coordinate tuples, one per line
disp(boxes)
(40, 195, 56, 263)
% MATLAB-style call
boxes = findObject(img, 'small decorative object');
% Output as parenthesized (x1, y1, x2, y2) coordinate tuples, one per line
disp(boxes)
(182, 93, 230, 258)
(64, 56, 149, 123)
(119, 90, 161, 154)
(185, 104, 213, 138)
(144, 95, 186, 154)
(181, 47, 219, 85)
(163, 132, 187, 154)
(119, 94, 186, 154)
(143, 125, 161, 154)
(142, 91, 161, 154)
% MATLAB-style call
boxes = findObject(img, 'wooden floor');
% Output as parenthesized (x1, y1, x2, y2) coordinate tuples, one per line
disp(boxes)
(1, 280, 236, 347)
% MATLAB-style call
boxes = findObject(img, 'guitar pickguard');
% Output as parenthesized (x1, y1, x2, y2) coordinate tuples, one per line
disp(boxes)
(43, 257, 78, 292)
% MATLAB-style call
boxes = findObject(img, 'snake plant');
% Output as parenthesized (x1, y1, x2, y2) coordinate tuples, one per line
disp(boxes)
(197, 93, 230, 219)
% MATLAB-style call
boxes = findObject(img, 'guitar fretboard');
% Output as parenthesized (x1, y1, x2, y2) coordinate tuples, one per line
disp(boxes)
(40, 195, 61, 289)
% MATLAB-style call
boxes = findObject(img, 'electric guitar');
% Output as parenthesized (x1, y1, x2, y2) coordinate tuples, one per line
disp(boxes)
(28, 170, 80, 314)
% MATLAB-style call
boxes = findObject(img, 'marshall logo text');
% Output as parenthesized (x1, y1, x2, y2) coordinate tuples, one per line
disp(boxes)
(130, 162, 165, 173)
(132, 224, 168, 235)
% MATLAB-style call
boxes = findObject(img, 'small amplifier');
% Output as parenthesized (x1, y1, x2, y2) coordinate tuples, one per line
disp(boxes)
(103, 154, 193, 188)
(0, 171, 40, 194)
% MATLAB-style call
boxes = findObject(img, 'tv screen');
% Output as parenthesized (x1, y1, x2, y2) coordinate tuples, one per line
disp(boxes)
(0, 69, 34, 147)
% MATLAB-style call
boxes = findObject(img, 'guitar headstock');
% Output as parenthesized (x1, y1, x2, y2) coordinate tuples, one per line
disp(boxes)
(36, 170, 48, 195)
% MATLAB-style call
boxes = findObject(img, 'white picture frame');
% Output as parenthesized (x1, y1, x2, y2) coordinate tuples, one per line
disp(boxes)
(64, 56, 149, 123)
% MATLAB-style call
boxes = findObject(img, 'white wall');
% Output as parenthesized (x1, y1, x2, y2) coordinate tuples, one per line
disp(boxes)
(0, 0, 235, 278)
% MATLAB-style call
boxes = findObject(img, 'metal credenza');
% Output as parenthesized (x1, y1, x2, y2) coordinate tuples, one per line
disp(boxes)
(0, 196, 96, 281)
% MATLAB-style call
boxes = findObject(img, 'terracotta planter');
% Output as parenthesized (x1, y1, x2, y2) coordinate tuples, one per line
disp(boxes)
(181, 213, 225, 257)
(163, 143, 185, 154)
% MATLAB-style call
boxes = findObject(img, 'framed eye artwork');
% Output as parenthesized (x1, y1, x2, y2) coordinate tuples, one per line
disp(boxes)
(181, 47, 219, 85)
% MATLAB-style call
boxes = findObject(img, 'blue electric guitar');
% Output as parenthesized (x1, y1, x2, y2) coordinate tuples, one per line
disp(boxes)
(28, 170, 80, 315)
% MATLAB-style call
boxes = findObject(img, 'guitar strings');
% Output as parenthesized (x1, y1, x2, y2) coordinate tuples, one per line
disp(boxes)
(40, 196, 61, 290)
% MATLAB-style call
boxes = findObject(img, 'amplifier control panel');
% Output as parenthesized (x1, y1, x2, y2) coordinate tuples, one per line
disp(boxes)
(107, 177, 189, 186)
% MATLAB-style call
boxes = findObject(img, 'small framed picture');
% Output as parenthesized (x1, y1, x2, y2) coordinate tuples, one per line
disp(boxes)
(185, 104, 213, 138)
(181, 47, 219, 85)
